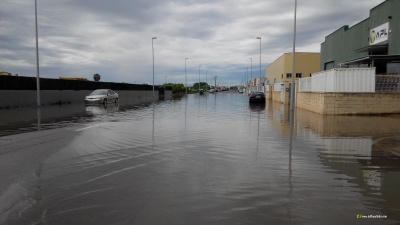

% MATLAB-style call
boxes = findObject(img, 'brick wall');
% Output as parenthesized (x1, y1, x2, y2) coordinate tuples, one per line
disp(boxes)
(296, 92, 400, 115)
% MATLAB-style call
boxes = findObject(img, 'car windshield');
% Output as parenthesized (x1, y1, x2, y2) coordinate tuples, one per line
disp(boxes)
(89, 90, 108, 96)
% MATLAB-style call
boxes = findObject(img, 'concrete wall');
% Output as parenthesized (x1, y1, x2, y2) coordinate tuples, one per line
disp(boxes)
(296, 92, 400, 115)
(0, 90, 172, 108)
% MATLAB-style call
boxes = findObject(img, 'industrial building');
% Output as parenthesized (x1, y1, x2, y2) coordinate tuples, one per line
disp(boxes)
(320, 0, 400, 73)
(265, 52, 320, 85)
(295, 0, 400, 115)
(264, 52, 320, 104)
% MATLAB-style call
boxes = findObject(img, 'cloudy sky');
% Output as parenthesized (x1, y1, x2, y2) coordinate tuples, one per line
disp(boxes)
(0, 0, 385, 86)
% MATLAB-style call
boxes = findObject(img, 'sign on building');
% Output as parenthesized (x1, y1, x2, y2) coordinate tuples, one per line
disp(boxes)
(369, 22, 389, 45)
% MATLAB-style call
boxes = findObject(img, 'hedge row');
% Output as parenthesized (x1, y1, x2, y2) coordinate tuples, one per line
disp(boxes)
(0, 76, 171, 91)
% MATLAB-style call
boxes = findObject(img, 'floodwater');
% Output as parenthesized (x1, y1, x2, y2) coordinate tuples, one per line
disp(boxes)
(0, 92, 400, 225)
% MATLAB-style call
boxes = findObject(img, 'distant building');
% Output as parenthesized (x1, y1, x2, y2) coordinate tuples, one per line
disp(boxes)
(320, 0, 400, 74)
(265, 52, 320, 85)
(264, 52, 320, 104)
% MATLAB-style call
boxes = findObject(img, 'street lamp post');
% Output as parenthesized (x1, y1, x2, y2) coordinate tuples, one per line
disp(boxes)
(246, 67, 251, 94)
(152, 37, 157, 100)
(256, 37, 262, 92)
(214, 75, 218, 89)
(198, 65, 202, 91)
(249, 58, 252, 92)
(35, 0, 40, 107)
(185, 58, 188, 95)
(290, 0, 297, 111)
(206, 71, 208, 90)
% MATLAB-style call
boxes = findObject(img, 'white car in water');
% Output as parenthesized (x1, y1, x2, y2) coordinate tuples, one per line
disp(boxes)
(85, 89, 118, 105)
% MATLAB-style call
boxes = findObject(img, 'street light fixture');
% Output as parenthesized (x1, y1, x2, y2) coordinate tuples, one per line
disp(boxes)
(152, 37, 157, 100)
(185, 58, 188, 95)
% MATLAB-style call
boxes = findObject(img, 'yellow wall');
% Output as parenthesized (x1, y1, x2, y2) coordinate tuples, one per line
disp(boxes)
(265, 52, 320, 85)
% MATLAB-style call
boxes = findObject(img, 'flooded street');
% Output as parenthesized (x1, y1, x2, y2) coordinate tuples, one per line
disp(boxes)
(1, 92, 400, 225)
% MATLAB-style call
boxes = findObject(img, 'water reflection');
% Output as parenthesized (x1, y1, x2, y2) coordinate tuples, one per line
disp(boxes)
(249, 102, 265, 112)
(295, 108, 400, 222)
(85, 103, 119, 115)
(1, 94, 400, 224)
(37, 107, 41, 131)
(0, 103, 89, 136)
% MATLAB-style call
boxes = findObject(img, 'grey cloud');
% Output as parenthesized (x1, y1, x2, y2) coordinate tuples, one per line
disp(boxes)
(0, 0, 386, 84)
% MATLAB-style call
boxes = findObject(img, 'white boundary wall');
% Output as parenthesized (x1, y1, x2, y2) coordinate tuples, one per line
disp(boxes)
(299, 68, 376, 93)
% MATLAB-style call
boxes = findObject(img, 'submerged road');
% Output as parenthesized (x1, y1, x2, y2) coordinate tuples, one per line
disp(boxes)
(1, 92, 400, 225)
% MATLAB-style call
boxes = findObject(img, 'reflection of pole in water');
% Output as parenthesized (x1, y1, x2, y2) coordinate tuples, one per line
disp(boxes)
(185, 95, 187, 127)
(286, 107, 294, 220)
(152, 101, 155, 149)
(256, 108, 260, 155)
(289, 108, 294, 190)
(37, 107, 41, 131)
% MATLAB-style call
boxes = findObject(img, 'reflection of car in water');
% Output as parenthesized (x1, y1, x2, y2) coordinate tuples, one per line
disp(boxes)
(249, 102, 265, 111)
(85, 89, 118, 105)
(85, 103, 119, 115)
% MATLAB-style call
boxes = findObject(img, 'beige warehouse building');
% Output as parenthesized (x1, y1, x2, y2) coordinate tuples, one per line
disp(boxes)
(265, 52, 320, 85)
(265, 52, 320, 104)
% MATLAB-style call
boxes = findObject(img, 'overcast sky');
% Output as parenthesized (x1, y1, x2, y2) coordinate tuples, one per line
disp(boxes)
(0, 0, 385, 86)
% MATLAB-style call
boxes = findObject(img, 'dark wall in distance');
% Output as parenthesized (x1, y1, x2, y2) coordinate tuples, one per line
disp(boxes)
(0, 76, 172, 91)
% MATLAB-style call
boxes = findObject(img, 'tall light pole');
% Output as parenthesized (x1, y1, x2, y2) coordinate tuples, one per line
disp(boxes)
(185, 58, 188, 95)
(198, 65, 202, 91)
(245, 68, 248, 92)
(35, 0, 40, 107)
(206, 71, 208, 90)
(256, 37, 261, 79)
(246, 67, 251, 94)
(290, 0, 297, 111)
(152, 37, 157, 100)
(256, 37, 262, 92)
(214, 75, 218, 89)
(249, 58, 252, 91)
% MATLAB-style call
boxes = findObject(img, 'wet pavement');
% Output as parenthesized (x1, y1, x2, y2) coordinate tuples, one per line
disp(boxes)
(0, 92, 400, 225)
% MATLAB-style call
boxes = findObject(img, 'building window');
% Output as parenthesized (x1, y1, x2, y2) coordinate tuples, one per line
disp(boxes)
(296, 73, 302, 78)
(274, 78, 276, 83)
(281, 74, 283, 79)
(286, 73, 292, 78)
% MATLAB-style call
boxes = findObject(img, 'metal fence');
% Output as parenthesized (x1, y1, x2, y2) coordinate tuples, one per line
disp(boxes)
(298, 68, 376, 93)
(375, 74, 400, 93)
